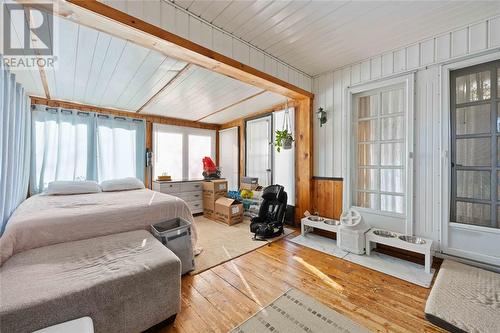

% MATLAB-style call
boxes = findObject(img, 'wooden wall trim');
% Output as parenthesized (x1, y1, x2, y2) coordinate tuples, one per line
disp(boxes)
(41, 0, 313, 100)
(30, 96, 221, 130)
(312, 178, 343, 220)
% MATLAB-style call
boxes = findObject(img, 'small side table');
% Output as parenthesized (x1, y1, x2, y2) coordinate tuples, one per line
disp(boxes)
(365, 229, 433, 273)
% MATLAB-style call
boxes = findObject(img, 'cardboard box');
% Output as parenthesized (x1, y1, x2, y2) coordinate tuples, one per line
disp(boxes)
(203, 180, 228, 210)
(203, 208, 215, 219)
(240, 177, 259, 190)
(203, 179, 227, 197)
(214, 197, 243, 225)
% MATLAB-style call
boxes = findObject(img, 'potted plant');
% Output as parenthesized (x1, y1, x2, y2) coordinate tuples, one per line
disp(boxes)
(275, 129, 294, 152)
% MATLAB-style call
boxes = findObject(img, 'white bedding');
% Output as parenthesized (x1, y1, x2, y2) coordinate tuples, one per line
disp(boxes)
(0, 189, 197, 265)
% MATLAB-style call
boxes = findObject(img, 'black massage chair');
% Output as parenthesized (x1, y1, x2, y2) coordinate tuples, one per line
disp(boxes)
(250, 184, 288, 240)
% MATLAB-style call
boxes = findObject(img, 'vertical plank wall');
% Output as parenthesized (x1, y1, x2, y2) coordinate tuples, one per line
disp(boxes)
(97, 0, 312, 93)
(312, 15, 500, 244)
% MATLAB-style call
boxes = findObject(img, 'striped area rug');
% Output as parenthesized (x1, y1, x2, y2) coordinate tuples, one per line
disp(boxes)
(230, 289, 371, 333)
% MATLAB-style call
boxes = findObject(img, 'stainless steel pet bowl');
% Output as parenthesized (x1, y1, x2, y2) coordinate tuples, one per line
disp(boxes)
(307, 216, 324, 222)
(373, 229, 397, 238)
(398, 235, 426, 244)
(324, 219, 340, 226)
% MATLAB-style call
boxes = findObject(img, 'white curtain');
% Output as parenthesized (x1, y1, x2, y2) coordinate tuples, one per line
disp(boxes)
(1, 57, 31, 234)
(96, 115, 145, 182)
(31, 106, 95, 193)
(31, 108, 145, 192)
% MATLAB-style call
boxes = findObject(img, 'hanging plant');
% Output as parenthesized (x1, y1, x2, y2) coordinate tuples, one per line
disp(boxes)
(274, 99, 294, 152)
(275, 129, 294, 152)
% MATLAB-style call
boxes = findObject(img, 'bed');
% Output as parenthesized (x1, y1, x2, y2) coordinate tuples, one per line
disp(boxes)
(0, 189, 197, 265)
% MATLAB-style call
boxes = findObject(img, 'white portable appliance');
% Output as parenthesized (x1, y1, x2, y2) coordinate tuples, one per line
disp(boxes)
(338, 209, 371, 254)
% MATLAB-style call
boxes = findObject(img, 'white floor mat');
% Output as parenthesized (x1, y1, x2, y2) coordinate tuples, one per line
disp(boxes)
(290, 234, 435, 288)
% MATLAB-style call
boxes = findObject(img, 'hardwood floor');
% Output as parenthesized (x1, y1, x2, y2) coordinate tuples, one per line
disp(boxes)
(158, 232, 445, 333)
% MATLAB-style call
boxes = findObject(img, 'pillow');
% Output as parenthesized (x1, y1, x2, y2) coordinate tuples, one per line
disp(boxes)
(46, 180, 101, 195)
(100, 177, 145, 192)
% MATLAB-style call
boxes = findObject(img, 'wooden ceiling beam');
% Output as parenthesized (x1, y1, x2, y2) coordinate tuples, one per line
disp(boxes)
(195, 90, 266, 122)
(137, 63, 192, 113)
(18, 0, 312, 100)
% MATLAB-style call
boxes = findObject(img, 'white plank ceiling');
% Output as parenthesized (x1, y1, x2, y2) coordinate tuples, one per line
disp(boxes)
(171, 0, 500, 75)
(202, 91, 286, 124)
(9, 14, 286, 124)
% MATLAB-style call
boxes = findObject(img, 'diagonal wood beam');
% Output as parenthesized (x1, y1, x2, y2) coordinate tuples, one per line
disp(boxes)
(195, 90, 266, 122)
(137, 63, 192, 113)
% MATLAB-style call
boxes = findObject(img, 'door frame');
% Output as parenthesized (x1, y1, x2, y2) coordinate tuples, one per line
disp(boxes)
(245, 114, 274, 186)
(439, 51, 500, 266)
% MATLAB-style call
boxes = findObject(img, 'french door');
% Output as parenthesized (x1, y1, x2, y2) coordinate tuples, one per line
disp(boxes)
(448, 59, 500, 266)
(246, 115, 272, 187)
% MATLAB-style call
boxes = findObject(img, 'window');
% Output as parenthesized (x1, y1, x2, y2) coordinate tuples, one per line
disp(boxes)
(153, 124, 215, 181)
(31, 106, 145, 193)
(451, 60, 500, 229)
(353, 84, 407, 215)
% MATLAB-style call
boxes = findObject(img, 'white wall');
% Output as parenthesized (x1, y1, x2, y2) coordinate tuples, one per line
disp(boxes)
(312, 14, 500, 244)
(98, 0, 312, 92)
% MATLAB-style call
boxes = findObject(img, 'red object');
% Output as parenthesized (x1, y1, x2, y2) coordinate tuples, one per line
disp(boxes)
(202, 157, 217, 173)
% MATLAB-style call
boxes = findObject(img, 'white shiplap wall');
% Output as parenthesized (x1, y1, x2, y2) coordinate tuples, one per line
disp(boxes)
(313, 15, 500, 242)
(98, 0, 312, 92)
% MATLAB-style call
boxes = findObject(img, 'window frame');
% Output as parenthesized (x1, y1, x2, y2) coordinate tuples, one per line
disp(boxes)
(450, 59, 500, 229)
(344, 74, 415, 234)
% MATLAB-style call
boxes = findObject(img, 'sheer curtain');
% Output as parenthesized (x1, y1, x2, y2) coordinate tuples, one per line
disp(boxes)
(96, 116, 145, 182)
(31, 106, 95, 193)
(1, 57, 31, 234)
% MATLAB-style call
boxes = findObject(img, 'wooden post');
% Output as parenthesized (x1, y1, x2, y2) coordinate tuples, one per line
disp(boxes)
(294, 98, 313, 224)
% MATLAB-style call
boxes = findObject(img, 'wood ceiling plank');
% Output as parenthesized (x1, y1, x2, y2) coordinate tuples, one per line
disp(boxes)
(196, 90, 266, 122)
(73, 24, 99, 102)
(113, 51, 166, 108)
(137, 63, 192, 113)
(99, 42, 150, 107)
(85, 36, 126, 105)
(203, 91, 285, 124)
(36, 0, 312, 99)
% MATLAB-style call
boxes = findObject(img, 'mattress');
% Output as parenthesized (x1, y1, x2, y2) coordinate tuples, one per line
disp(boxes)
(0, 230, 181, 333)
(425, 259, 500, 333)
(0, 189, 196, 265)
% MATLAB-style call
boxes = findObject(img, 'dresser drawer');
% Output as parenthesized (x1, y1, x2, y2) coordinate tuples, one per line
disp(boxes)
(159, 183, 181, 193)
(188, 200, 203, 214)
(176, 191, 202, 202)
(181, 182, 202, 192)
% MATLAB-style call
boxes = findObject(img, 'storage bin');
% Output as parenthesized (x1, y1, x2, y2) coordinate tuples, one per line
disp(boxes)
(151, 218, 194, 274)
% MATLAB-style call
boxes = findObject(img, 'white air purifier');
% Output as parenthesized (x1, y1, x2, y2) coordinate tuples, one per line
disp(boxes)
(338, 209, 371, 254)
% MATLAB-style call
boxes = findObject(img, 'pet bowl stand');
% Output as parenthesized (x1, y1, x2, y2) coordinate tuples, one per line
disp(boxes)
(366, 229, 433, 273)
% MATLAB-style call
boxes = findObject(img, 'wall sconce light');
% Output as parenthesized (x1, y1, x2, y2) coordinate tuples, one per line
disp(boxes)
(317, 107, 327, 127)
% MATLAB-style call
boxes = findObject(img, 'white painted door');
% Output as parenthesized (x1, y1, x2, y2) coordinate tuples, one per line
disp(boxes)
(219, 127, 239, 191)
(246, 115, 272, 187)
(446, 60, 500, 266)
